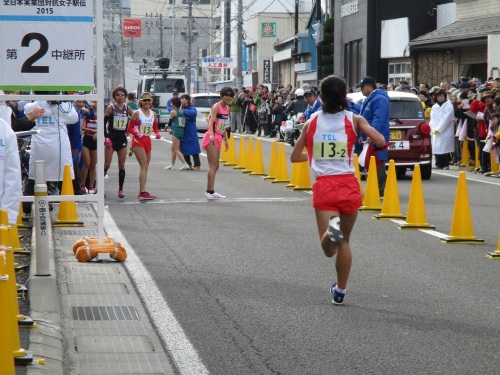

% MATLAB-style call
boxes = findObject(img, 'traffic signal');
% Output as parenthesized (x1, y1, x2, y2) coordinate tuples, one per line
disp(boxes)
(311, 22, 324, 44)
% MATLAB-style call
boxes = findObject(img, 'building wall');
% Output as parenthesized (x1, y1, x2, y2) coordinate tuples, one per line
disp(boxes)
(414, 51, 454, 87)
(454, 0, 498, 19)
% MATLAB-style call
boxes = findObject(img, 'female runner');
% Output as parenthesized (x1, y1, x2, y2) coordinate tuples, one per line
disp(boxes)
(127, 92, 162, 200)
(290, 75, 386, 305)
(201, 87, 233, 199)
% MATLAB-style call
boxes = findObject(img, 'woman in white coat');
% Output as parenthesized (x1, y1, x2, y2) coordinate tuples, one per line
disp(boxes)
(430, 89, 455, 169)
(23, 99, 78, 213)
(0, 118, 22, 224)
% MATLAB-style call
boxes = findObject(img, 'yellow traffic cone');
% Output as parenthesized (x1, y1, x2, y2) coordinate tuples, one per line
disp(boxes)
(243, 137, 255, 173)
(398, 165, 435, 229)
(474, 142, 481, 171)
(54, 164, 84, 227)
(272, 142, 290, 183)
(441, 171, 484, 244)
(264, 141, 279, 180)
(0, 210, 25, 254)
(374, 160, 405, 220)
(233, 136, 247, 170)
(292, 158, 312, 191)
(219, 139, 228, 163)
(286, 160, 300, 188)
(486, 231, 500, 259)
(0, 249, 15, 374)
(250, 139, 266, 176)
(0, 226, 30, 361)
(224, 135, 238, 166)
(354, 153, 361, 187)
(486, 150, 499, 176)
(359, 156, 381, 212)
(460, 139, 470, 168)
(16, 203, 30, 231)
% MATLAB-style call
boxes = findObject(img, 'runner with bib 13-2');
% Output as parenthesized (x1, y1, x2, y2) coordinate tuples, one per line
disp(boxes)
(290, 75, 388, 305)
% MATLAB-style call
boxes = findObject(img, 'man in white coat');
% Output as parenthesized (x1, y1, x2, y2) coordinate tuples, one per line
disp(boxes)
(430, 89, 455, 170)
(0, 118, 22, 224)
(23, 99, 78, 213)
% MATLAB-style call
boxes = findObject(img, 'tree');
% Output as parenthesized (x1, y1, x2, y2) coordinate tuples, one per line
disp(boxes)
(320, 17, 334, 79)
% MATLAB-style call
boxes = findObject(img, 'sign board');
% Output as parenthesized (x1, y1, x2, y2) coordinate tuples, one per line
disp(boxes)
(261, 23, 276, 38)
(242, 42, 247, 72)
(263, 59, 271, 83)
(0, 2, 94, 91)
(341, 0, 359, 18)
(123, 18, 142, 37)
(202, 57, 233, 69)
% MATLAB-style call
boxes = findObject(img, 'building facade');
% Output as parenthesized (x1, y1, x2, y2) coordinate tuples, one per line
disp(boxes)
(333, 0, 454, 89)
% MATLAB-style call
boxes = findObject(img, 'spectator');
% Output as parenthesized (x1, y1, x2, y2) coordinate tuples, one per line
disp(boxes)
(358, 76, 390, 196)
(180, 94, 201, 170)
(0, 117, 21, 224)
(127, 92, 138, 111)
(272, 95, 286, 139)
(303, 88, 322, 120)
(166, 89, 179, 112)
(80, 101, 98, 193)
(229, 88, 242, 134)
(429, 89, 455, 170)
(284, 88, 307, 116)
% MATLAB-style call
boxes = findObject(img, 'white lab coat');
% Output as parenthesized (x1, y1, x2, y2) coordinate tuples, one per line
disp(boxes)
(0, 118, 21, 224)
(24, 101, 78, 181)
(430, 99, 455, 154)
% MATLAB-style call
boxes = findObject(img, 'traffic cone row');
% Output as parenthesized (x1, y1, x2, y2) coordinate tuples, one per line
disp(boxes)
(359, 159, 485, 246)
(53, 164, 84, 227)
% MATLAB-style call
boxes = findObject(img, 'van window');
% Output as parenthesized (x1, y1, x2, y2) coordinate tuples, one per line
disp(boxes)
(192, 96, 220, 108)
(390, 100, 424, 119)
(145, 78, 185, 94)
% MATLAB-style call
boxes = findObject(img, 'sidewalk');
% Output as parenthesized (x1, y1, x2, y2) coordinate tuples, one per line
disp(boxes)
(26, 203, 176, 375)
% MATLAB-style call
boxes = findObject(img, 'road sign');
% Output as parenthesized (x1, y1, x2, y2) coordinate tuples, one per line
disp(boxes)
(0, 3, 94, 91)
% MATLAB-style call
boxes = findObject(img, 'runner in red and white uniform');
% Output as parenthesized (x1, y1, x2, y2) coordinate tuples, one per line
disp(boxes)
(127, 92, 161, 200)
(202, 87, 233, 200)
(80, 100, 98, 194)
(291, 75, 387, 305)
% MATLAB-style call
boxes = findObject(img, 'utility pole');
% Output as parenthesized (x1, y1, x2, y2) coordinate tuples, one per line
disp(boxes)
(159, 13, 164, 57)
(294, 0, 299, 87)
(315, 0, 322, 84)
(236, 0, 243, 89)
(187, 2, 193, 92)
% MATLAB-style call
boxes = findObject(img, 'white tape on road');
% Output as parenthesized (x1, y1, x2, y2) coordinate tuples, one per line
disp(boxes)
(103, 208, 209, 375)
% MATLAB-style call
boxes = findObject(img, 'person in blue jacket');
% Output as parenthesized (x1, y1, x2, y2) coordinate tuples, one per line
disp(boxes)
(358, 76, 390, 196)
(179, 94, 201, 170)
(166, 89, 179, 112)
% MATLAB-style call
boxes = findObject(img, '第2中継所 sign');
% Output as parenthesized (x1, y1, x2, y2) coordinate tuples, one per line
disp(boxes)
(0, 2, 94, 91)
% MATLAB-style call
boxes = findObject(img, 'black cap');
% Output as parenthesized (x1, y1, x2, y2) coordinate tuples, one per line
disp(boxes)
(356, 76, 376, 88)
(172, 89, 179, 93)
(458, 82, 470, 88)
(304, 88, 316, 96)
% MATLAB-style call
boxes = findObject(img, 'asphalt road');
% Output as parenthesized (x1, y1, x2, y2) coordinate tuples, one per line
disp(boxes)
(104, 135, 500, 375)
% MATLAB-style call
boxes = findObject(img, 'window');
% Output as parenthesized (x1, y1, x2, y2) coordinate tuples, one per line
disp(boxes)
(388, 62, 412, 85)
(344, 39, 362, 89)
(145, 78, 185, 93)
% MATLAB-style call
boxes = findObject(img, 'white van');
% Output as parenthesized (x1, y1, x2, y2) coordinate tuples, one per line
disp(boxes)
(137, 62, 187, 128)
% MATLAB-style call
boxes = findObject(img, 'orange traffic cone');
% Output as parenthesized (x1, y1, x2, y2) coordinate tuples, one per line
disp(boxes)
(354, 153, 361, 187)
(486, 231, 500, 259)
(250, 139, 266, 176)
(359, 156, 381, 212)
(398, 165, 435, 229)
(224, 135, 237, 166)
(272, 142, 290, 183)
(441, 171, 483, 244)
(53, 164, 84, 227)
(16, 203, 30, 231)
(486, 150, 499, 176)
(292, 158, 312, 191)
(373, 160, 405, 220)
(233, 136, 247, 170)
(264, 141, 278, 180)
(243, 137, 255, 173)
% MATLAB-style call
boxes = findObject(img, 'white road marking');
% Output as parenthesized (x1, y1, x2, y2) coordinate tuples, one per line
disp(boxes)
(103, 209, 210, 375)
(391, 219, 449, 239)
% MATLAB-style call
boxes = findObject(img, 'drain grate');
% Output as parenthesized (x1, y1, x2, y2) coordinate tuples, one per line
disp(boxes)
(72, 306, 139, 321)
(59, 229, 98, 236)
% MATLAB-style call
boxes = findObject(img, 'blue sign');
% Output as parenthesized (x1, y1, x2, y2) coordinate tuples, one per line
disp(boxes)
(242, 42, 247, 72)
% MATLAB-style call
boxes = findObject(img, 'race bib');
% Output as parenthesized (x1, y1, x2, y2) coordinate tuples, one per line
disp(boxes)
(140, 125, 152, 135)
(313, 133, 347, 163)
(178, 117, 186, 128)
(113, 115, 128, 130)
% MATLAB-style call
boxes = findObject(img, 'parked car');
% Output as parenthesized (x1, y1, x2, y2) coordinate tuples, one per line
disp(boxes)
(190, 93, 220, 132)
(348, 91, 432, 180)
